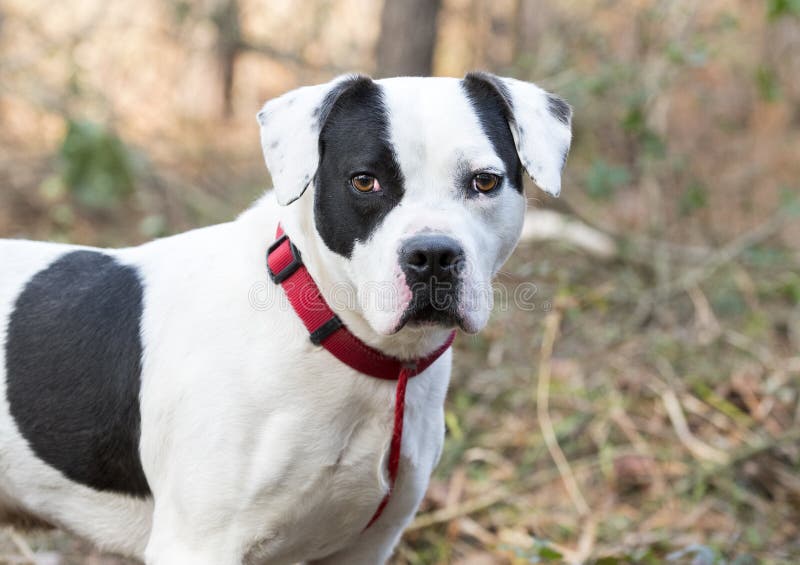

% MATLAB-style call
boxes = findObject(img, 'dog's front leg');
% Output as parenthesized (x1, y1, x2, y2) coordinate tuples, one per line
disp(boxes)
(143, 501, 244, 565)
(307, 461, 433, 565)
(307, 521, 406, 565)
(144, 544, 241, 565)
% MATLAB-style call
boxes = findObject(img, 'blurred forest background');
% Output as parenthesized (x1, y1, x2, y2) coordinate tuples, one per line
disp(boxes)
(1, 0, 800, 563)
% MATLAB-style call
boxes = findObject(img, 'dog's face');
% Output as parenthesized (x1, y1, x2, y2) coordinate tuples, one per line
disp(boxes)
(258, 73, 571, 336)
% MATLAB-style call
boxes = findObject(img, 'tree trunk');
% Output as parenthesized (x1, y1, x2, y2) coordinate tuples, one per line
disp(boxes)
(375, 0, 443, 77)
(212, 0, 242, 119)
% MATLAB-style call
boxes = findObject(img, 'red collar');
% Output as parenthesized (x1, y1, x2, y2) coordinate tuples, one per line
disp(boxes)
(266, 224, 455, 529)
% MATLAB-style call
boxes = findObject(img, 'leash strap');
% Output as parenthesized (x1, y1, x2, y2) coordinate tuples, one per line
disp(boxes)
(266, 225, 455, 529)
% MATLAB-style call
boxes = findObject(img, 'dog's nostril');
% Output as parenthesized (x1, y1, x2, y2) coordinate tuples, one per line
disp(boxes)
(439, 250, 455, 269)
(408, 250, 428, 269)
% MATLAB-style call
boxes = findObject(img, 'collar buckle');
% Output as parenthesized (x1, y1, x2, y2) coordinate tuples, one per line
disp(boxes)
(309, 315, 343, 346)
(267, 233, 303, 284)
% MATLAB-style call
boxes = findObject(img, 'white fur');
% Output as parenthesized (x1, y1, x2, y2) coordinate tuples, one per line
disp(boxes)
(0, 74, 570, 564)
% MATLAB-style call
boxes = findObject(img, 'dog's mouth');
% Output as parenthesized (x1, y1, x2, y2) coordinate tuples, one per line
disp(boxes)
(393, 289, 465, 332)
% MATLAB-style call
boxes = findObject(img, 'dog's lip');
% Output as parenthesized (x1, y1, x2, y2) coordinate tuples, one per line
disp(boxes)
(392, 303, 464, 333)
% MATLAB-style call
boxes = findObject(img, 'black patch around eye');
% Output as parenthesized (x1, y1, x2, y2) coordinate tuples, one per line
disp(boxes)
(461, 74, 523, 195)
(6, 251, 151, 497)
(314, 78, 405, 258)
(547, 94, 572, 126)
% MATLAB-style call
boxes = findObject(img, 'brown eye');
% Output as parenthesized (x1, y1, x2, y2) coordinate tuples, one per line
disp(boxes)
(351, 174, 379, 193)
(473, 173, 500, 192)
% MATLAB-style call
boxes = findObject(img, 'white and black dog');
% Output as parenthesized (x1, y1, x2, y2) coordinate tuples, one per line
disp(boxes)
(0, 73, 571, 564)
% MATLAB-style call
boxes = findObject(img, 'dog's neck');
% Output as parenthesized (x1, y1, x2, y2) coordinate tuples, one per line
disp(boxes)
(244, 192, 453, 361)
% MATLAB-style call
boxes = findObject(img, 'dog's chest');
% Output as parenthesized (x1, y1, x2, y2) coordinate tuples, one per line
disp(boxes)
(236, 361, 448, 563)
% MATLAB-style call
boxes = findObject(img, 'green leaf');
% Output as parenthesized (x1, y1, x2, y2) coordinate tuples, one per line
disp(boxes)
(59, 119, 136, 210)
(532, 538, 563, 561)
(779, 274, 800, 305)
(642, 130, 666, 158)
(679, 182, 709, 215)
(767, 0, 800, 20)
(667, 543, 718, 565)
(584, 160, 631, 200)
(622, 100, 646, 135)
(779, 186, 800, 215)
(595, 557, 622, 565)
(755, 65, 782, 102)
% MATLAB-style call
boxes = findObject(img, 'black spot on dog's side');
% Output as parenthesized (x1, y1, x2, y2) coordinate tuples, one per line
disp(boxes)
(546, 93, 572, 126)
(461, 73, 524, 195)
(6, 251, 150, 497)
(314, 77, 405, 258)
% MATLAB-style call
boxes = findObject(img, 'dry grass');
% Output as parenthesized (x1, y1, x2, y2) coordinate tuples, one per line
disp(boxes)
(1, 0, 799, 563)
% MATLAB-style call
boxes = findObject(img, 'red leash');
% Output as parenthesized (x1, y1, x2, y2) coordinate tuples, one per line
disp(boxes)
(267, 225, 455, 529)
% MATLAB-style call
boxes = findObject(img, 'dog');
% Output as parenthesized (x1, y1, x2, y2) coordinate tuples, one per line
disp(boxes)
(0, 72, 571, 564)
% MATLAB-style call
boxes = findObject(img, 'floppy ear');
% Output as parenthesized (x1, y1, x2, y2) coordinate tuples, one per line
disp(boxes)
(464, 72, 572, 197)
(257, 74, 372, 206)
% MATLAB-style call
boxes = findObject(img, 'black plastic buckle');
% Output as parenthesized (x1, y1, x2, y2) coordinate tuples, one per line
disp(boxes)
(309, 314, 344, 345)
(309, 315, 343, 345)
(267, 234, 303, 284)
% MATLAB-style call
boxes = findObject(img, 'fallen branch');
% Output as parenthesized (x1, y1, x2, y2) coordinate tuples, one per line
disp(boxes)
(624, 209, 792, 335)
(661, 388, 730, 465)
(3, 528, 35, 565)
(536, 303, 590, 517)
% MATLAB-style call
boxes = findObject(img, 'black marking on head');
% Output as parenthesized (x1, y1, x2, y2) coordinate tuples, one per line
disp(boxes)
(314, 77, 405, 258)
(461, 72, 524, 195)
(547, 94, 572, 126)
(6, 251, 150, 497)
(314, 74, 370, 126)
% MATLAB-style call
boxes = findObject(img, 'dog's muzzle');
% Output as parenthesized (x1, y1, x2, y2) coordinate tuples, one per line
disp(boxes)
(397, 234, 465, 329)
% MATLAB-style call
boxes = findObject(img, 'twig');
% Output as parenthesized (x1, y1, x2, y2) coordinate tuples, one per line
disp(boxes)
(3, 528, 35, 565)
(408, 486, 511, 531)
(569, 515, 598, 565)
(624, 209, 792, 334)
(536, 304, 590, 516)
(409, 451, 625, 531)
(663, 210, 791, 299)
(660, 389, 730, 465)
(239, 40, 346, 73)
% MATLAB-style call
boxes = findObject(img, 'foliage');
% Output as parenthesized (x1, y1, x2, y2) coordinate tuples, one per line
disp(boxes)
(0, 0, 799, 563)
(767, 0, 800, 21)
(59, 120, 136, 210)
(584, 160, 631, 201)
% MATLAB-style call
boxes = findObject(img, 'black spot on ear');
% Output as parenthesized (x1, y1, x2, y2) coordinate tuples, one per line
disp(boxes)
(547, 94, 572, 125)
(464, 71, 514, 111)
(6, 251, 150, 497)
(461, 72, 523, 194)
(315, 74, 374, 129)
(314, 78, 404, 258)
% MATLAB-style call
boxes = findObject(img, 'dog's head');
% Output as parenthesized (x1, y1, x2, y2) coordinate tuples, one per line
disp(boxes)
(258, 73, 571, 337)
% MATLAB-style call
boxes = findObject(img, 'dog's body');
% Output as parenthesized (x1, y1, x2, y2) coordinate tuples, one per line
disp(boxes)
(0, 74, 571, 564)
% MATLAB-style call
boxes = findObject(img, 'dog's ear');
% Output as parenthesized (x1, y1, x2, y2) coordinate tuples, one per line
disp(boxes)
(463, 72, 572, 197)
(257, 74, 373, 206)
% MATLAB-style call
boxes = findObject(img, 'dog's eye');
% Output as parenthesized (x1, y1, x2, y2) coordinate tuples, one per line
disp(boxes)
(473, 173, 500, 193)
(351, 174, 380, 193)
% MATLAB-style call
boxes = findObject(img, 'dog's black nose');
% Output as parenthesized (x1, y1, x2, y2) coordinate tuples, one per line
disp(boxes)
(399, 235, 465, 283)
